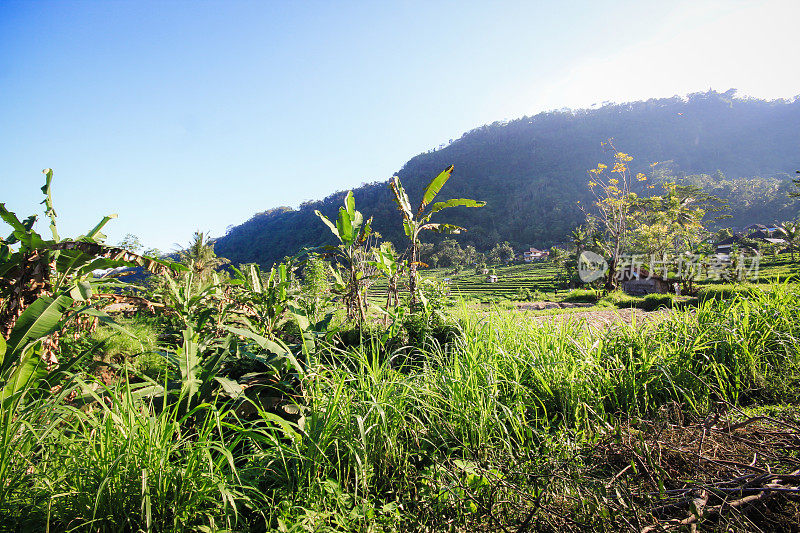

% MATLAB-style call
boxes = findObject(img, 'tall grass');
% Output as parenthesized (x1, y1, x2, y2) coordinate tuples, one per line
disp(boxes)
(3, 284, 799, 530)
(3, 380, 279, 531)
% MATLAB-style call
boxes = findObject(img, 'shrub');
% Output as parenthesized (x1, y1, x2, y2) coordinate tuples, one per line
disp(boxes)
(561, 289, 600, 303)
(696, 283, 760, 302)
(638, 293, 674, 311)
(598, 291, 636, 308)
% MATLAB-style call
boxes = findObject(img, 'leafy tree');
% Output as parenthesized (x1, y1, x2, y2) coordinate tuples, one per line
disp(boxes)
(584, 144, 641, 292)
(632, 183, 728, 257)
(463, 244, 478, 265)
(570, 222, 595, 256)
(548, 246, 573, 288)
(714, 227, 733, 242)
(417, 242, 435, 267)
(432, 238, 465, 268)
(116, 233, 143, 254)
(389, 166, 484, 308)
(488, 241, 514, 264)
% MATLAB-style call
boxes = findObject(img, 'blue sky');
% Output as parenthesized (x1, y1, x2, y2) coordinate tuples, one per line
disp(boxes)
(2, 0, 799, 252)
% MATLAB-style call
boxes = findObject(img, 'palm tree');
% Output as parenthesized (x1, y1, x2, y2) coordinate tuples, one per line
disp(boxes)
(178, 232, 229, 280)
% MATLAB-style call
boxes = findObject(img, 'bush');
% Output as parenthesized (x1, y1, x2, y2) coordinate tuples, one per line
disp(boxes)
(561, 289, 600, 303)
(638, 293, 674, 311)
(598, 291, 637, 308)
(696, 284, 760, 302)
(513, 287, 533, 301)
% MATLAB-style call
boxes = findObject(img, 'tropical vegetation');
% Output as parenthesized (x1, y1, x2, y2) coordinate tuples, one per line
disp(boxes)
(2, 135, 800, 532)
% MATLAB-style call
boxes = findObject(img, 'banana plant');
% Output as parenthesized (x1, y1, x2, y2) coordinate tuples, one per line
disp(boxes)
(315, 191, 375, 324)
(228, 261, 299, 338)
(1, 169, 177, 336)
(1, 170, 181, 397)
(777, 221, 799, 262)
(369, 242, 403, 325)
(135, 322, 305, 423)
(388, 165, 485, 308)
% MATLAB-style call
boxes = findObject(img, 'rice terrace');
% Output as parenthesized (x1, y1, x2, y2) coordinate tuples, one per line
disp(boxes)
(2, 2, 800, 531)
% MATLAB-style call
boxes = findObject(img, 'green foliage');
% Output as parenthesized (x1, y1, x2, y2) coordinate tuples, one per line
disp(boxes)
(229, 260, 300, 339)
(301, 254, 330, 320)
(178, 231, 230, 281)
(8, 109, 800, 530)
(4, 383, 277, 530)
(513, 287, 533, 301)
(597, 290, 637, 308)
(631, 182, 727, 258)
(597, 291, 675, 311)
(696, 283, 762, 302)
(389, 166, 485, 307)
(488, 241, 514, 264)
(316, 191, 375, 324)
(561, 289, 600, 303)
(638, 293, 675, 311)
(428, 238, 466, 268)
(5, 276, 800, 529)
(0, 172, 182, 408)
(116, 233, 143, 253)
(777, 220, 800, 261)
(87, 319, 158, 362)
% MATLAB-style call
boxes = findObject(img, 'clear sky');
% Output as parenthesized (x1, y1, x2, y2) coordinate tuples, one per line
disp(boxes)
(2, 0, 799, 253)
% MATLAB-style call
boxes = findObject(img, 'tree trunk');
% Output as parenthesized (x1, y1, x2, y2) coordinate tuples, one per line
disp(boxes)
(409, 245, 418, 310)
(604, 262, 617, 293)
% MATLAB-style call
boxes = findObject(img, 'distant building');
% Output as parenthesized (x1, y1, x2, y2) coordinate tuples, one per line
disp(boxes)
(523, 247, 550, 262)
(486, 274, 498, 283)
(743, 223, 768, 233)
(619, 267, 671, 296)
(715, 225, 786, 254)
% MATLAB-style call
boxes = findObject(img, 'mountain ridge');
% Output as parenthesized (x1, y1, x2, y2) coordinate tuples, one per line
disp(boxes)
(214, 90, 800, 267)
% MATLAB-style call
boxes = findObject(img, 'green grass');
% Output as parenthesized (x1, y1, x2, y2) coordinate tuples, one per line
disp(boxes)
(4, 283, 800, 530)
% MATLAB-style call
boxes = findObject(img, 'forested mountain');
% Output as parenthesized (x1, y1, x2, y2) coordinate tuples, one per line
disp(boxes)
(214, 90, 800, 267)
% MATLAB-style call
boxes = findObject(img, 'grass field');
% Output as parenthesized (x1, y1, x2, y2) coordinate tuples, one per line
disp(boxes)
(4, 283, 800, 531)
(4, 244, 800, 531)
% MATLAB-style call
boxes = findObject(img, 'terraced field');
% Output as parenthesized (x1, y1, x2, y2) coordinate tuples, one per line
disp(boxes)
(366, 255, 799, 304)
(367, 261, 563, 302)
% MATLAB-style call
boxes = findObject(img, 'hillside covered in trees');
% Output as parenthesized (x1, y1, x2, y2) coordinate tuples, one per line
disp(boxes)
(214, 90, 800, 267)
